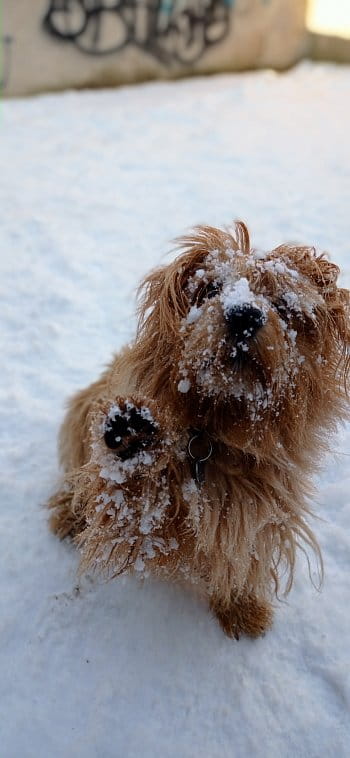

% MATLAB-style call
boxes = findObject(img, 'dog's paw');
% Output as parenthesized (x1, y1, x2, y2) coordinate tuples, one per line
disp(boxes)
(211, 594, 273, 640)
(103, 400, 159, 460)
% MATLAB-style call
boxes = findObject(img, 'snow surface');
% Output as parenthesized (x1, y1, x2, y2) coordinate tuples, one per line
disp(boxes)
(1, 63, 350, 757)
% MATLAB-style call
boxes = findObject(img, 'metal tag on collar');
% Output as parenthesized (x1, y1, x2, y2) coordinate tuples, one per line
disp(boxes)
(187, 431, 213, 486)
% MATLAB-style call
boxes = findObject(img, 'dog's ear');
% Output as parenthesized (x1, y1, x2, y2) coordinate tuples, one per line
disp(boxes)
(327, 285, 350, 350)
(308, 253, 340, 291)
(137, 259, 190, 338)
(306, 254, 350, 350)
(279, 245, 350, 363)
(274, 245, 340, 293)
(318, 278, 350, 387)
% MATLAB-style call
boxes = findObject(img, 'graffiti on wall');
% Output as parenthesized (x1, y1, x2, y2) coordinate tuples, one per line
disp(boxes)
(0, 35, 13, 90)
(43, 0, 234, 65)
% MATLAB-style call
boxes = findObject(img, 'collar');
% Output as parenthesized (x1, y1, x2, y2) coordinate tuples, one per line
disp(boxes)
(187, 428, 213, 486)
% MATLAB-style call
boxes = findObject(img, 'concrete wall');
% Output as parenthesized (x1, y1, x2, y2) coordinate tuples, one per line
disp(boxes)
(2, 0, 308, 97)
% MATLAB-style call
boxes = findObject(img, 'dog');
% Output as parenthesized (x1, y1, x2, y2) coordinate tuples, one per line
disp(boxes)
(48, 221, 349, 639)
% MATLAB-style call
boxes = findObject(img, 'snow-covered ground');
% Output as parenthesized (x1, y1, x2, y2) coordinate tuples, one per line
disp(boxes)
(1, 63, 350, 757)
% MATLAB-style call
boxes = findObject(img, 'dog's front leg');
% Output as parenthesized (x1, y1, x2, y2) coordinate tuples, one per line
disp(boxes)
(210, 593, 274, 640)
(103, 398, 159, 460)
(48, 398, 163, 541)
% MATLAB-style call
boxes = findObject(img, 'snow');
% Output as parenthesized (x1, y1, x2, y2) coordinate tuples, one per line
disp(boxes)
(1, 63, 350, 757)
(186, 304, 203, 324)
(178, 378, 192, 393)
(263, 259, 299, 278)
(221, 276, 256, 313)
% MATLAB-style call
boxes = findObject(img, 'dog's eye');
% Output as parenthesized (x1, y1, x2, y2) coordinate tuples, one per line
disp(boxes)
(274, 299, 315, 332)
(196, 282, 221, 305)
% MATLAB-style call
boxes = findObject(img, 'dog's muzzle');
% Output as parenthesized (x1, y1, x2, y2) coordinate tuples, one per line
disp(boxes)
(225, 305, 265, 341)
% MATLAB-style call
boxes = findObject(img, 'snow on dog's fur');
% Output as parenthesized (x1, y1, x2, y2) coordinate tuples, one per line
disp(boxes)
(48, 222, 350, 638)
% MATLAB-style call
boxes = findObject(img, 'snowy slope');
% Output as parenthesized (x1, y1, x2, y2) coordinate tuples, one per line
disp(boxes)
(1, 63, 350, 758)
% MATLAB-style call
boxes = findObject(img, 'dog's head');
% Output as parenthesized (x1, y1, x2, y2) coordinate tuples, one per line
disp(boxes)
(136, 223, 349, 447)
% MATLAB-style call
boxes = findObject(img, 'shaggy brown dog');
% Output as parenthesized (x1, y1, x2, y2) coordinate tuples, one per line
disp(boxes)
(48, 222, 349, 639)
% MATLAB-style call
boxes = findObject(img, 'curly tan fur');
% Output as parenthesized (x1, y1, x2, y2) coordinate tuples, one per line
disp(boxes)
(48, 221, 350, 638)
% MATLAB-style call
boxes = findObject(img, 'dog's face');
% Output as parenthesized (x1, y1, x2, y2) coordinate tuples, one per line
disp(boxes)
(138, 223, 349, 437)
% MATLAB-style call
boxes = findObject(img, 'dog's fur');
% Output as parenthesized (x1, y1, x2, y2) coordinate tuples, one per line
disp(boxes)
(48, 222, 350, 639)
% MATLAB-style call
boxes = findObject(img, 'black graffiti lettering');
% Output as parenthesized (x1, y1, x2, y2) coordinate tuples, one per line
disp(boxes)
(43, 0, 232, 65)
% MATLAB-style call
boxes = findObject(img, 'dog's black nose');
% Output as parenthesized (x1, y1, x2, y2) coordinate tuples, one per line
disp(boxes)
(226, 305, 265, 339)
